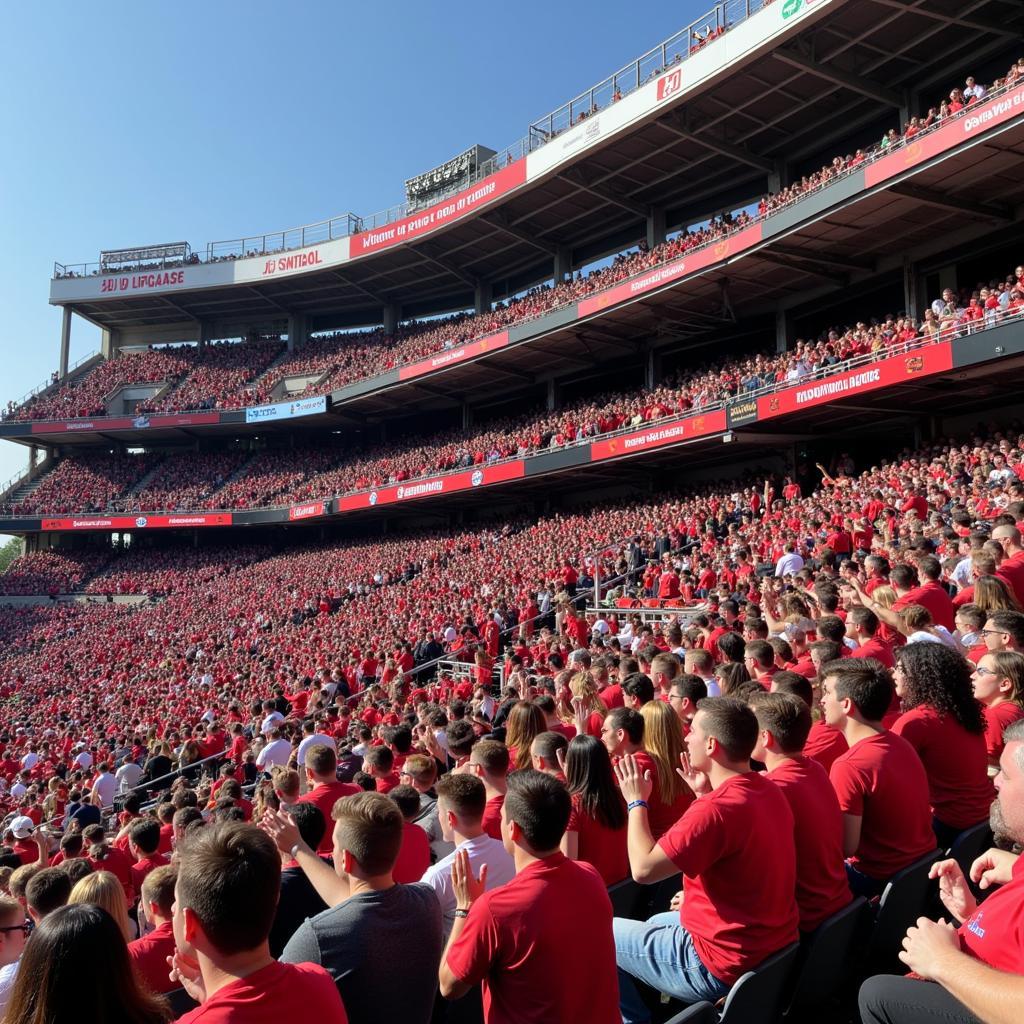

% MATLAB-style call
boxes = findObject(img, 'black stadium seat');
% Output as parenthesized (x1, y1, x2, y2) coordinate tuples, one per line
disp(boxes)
(868, 850, 942, 971)
(608, 876, 647, 920)
(948, 822, 993, 883)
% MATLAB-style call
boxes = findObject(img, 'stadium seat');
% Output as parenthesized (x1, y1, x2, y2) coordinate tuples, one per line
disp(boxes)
(643, 872, 683, 918)
(663, 942, 801, 1024)
(165, 989, 199, 1016)
(947, 822, 992, 880)
(785, 896, 869, 1014)
(608, 877, 647, 920)
(868, 850, 941, 971)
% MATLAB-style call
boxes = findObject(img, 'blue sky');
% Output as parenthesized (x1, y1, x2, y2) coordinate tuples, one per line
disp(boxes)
(0, 1, 713, 489)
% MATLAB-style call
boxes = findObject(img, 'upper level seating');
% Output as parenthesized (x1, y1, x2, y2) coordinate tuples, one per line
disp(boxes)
(0, 550, 110, 595)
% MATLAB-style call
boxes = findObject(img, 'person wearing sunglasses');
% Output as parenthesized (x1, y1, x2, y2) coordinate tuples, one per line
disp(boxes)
(972, 651, 1024, 768)
(0, 895, 31, 1017)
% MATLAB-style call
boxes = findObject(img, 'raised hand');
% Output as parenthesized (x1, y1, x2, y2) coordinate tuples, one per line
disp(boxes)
(677, 751, 711, 796)
(614, 752, 653, 804)
(261, 807, 302, 856)
(450, 848, 488, 911)
(168, 948, 206, 1004)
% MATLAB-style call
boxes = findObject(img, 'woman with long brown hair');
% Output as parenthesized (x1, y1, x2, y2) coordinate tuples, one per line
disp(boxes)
(503, 701, 547, 770)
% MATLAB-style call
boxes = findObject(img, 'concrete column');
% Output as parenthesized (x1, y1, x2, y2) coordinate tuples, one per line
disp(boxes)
(775, 309, 791, 354)
(646, 207, 667, 249)
(644, 347, 661, 390)
(100, 328, 120, 359)
(286, 314, 307, 353)
(59, 306, 72, 378)
(554, 246, 573, 282)
(461, 403, 473, 430)
(29, 447, 39, 471)
(197, 321, 213, 349)
(902, 257, 921, 316)
(383, 304, 401, 335)
(546, 379, 559, 412)
(474, 282, 493, 315)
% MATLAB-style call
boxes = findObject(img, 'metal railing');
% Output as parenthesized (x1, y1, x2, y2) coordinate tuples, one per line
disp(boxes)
(2, 352, 98, 418)
(53, 0, 779, 277)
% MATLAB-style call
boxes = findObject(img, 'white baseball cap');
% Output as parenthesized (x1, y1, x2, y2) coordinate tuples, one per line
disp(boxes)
(9, 815, 34, 840)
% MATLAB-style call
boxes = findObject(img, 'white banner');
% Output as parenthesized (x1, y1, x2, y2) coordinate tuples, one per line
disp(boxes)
(244, 394, 327, 424)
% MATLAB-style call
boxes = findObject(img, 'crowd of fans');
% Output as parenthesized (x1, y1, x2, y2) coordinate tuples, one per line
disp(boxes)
(0, 551, 110, 597)
(17, 60, 1023, 431)
(1, 417, 1024, 1020)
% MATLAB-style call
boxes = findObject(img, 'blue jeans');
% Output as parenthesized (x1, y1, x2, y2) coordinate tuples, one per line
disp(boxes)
(614, 912, 730, 1024)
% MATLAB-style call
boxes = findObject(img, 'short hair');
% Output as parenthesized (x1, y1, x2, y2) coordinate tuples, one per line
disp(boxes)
(9, 864, 41, 901)
(402, 754, 437, 787)
(141, 864, 177, 918)
(848, 606, 879, 635)
(749, 692, 811, 754)
(771, 671, 813, 707)
(61, 859, 93, 888)
(445, 720, 477, 758)
(332, 792, 403, 876)
(435, 773, 486, 821)
(157, 802, 175, 824)
(304, 744, 337, 776)
(606, 707, 644, 744)
(816, 616, 847, 643)
(388, 784, 422, 820)
(504, 769, 570, 853)
(363, 746, 394, 773)
(890, 564, 917, 589)
(821, 658, 894, 722)
(718, 632, 746, 663)
(622, 673, 655, 705)
(26, 868, 71, 917)
(686, 649, 714, 674)
(809, 640, 842, 664)
(289, 802, 327, 851)
(531, 731, 568, 765)
(744, 640, 774, 669)
(128, 818, 161, 856)
(987, 610, 1024, 647)
(470, 739, 509, 776)
(918, 554, 941, 580)
(695, 697, 759, 762)
(674, 674, 708, 703)
(177, 823, 280, 955)
(955, 604, 986, 631)
(0, 895, 21, 926)
(174, 806, 204, 832)
(650, 652, 680, 682)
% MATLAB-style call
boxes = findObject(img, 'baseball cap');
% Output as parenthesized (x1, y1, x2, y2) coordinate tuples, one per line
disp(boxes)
(10, 815, 34, 840)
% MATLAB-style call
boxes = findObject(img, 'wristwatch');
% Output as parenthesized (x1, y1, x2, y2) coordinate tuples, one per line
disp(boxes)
(289, 842, 301, 859)
(453, 907, 471, 918)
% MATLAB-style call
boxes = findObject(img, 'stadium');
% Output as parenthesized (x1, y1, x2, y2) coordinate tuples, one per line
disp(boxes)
(1, 0, 1023, 1021)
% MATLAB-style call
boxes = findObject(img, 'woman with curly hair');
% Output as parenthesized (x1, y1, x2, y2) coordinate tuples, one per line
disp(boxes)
(971, 649, 1024, 766)
(892, 642, 993, 846)
(503, 700, 546, 770)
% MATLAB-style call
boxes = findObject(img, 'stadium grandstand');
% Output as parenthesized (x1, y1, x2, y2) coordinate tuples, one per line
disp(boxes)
(2, 1, 1024, 1022)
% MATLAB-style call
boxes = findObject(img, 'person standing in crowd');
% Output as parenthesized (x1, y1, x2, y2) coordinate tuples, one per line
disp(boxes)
(127, 865, 179, 995)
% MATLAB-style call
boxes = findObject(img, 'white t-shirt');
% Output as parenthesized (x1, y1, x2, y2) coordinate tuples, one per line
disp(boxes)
(92, 772, 117, 807)
(255, 738, 292, 770)
(261, 711, 285, 736)
(0, 959, 19, 1016)
(297, 733, 337, 768)
(116, 762, 143, 795)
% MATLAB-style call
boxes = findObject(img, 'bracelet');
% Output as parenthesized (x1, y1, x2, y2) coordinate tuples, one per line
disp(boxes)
(289, 842, 301, 859)
(453, 907, 471, 918)
(627, 800, 649, 812)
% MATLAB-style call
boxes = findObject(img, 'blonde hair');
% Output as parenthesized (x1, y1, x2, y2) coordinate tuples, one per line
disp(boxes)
(557, 671, 608, 724)
(871, 585, 896, 610)
(640, 700, 688, 804)
(68, 870, 132, 942)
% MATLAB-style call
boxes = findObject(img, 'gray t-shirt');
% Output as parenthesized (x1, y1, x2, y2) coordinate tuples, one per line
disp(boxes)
(281, 882, 443, 1024)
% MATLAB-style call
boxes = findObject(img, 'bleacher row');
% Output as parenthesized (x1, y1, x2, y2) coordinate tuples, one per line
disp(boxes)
(7, 60, 1022, 427)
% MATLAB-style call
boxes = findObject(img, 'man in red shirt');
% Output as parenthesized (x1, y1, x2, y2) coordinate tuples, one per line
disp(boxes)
(168, 822, 347, 1023)
(613, 697, 799, 1019)
(750, 692, 852, 932)
(859, 719, 1024, 1024)
(847, 607, 895, 667)
(820, 659, 936, 898)
(127, 818, 170, 896)
(468, 740, 508, 841)
(387, 785, 432, 884)
(439, 769, 619, 1023)
(891, 558, 955, 632)
(128, 865, 178, 994)
(992, 524, 1024, 604)
(295, 745, 359, 855)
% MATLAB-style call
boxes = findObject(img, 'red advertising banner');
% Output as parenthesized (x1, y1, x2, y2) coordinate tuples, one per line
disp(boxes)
(30, 412, 221, 434)
(865, 83, 1024, 188)
(577, 224, 763, 318)
(397, 331, 510, 382)
(351, 161, 527, 257)
(288, 501, 328, 521)
(336, 460, 526, 513)
(41, 513, 233, 531)
(756, 343, 953, 419)
(589, 409, 728, 462)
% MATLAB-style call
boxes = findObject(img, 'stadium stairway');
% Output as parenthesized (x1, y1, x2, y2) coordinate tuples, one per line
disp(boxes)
(1, 466, 53, 508)
(246, 347, 294, 394)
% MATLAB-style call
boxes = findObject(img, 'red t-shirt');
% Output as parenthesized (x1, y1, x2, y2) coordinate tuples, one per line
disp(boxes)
(849, 637, 894, 668)
(481, 794, 505, 841)
(130, 853, 169, 896)
(657, 772, 799, 984)
(829, 732, 935, 880)
(176, 960, 347, 1024)
(127, 920, 177, 994)
(566, 792, 629, 885)
(295, 781, 360, 856)
(803, 722, 848, 775)
(445, 853, 618, 1024)
(392, 821, 431, 884)
(373, 772, 400, 794)
(893, 582, 955, 631)
(958, 854, 1024, 971)
(767, 757, 852, 931)
(892, 705, 994, 830)
(89, 845, 138, 905)
(984, 701, 1024, 763)
(631, 750, 694, 840)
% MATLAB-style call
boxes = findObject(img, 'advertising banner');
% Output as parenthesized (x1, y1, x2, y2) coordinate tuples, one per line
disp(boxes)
(756, 343, 953, 419)
(244, 395, 327, 424)
(287, 501, 329, 521)
(335, 460, 525, 512)
(41, 513, 233, 531)
(397, 332, 510, 382)
(589, 409, 727, 462)
(726, 397, 759, 428)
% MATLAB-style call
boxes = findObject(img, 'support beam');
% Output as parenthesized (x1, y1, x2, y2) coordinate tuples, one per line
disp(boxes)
(560, 169, 648, 218)
(646, 207, 667, 249)
(554, 246, 573, 282)
(767, 245, 874, 272)
(902, 257, 920, 316)
(331, 270, 388, 306)
(775, 309, 791, 354)
(59, 306, 72, 378)
(888, 183, 1012, 222)
(481, 212, 558, 256)
(772, 48, 902, 107)
(162, 295, 201, 322)
(661, 113, 775, 173)
(409, 245, 478, 288)
(247, 287, 290, 314)
(546, 379, 558, 412)
(383, 304, 401, 334)
(474, 281, 492, 315)
(287, 313, 307, 352)
(756, 251, 849, 286)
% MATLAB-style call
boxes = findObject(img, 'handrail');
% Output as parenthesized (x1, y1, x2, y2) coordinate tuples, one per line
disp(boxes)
(2, 351, 97, 418)
(10, 307, 1019, 522)
(53, 0, 783, 278)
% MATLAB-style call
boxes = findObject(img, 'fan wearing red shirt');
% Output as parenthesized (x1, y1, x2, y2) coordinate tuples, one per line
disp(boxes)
(750, 693, 853, 932)
(363, 747, 400, 793)
(820, 659, 936, 898)
(891, 643, 994, 848)
(858, 720, 1024, 1024)
(891, 558, 955, 632)
(613, 698, 799, 1020)
(128, 865, 178, 994)
(127, 819, 170, 896)
(972, 651, 1024, 766)
(440, 769, 619, 1024)
(847, 607, 895, 668)
(169, 822, 348, 1024)
(295, 745, 359, 855)
(389, 786, 433, 883)
(469, 740, 509, 842)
